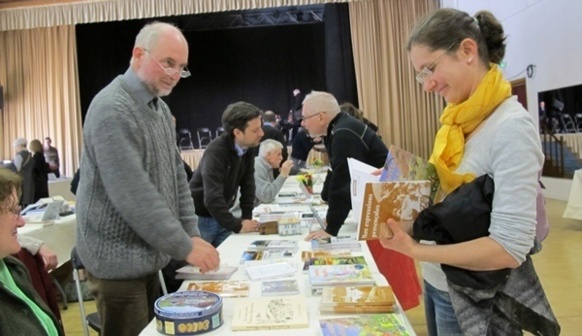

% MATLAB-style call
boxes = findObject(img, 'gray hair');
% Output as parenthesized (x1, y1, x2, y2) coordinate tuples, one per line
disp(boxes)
(302, 91, 340, 118)
(130, 21, 183, 65)
(13, 138, 27, 148)
(258, 139, 283, 158)
(263, 110, 277, 123)
(407, 8, 506, 65)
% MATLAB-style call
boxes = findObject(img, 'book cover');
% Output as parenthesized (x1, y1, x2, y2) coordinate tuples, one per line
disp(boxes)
(186, 280, 250, 298)
(174, 265, 238, 280)
(357, 180, 431, 240)
(304, 256, 367, 271)
(319, 315, 410, 336)
(300, 250, 352, 262)
(320, 285, 395, 307)
(240, 250, 295, 264)
(381, 144, 442, 202)
(308, 264, 375, 287)
(311, 236, 361, 251)
(319, 305, 394, 314)
(261, 279, 300, 296)
(231, 297, 309, 331)
(248, 240, 298, 251)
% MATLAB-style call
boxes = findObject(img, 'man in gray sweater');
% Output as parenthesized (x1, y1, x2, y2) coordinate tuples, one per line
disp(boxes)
(76, 22, 219, 336)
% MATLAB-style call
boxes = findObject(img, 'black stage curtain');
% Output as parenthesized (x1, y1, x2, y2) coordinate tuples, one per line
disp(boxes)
(76, 5, 357, 137)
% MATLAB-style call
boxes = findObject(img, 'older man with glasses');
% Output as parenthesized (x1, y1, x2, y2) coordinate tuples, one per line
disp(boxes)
(76, 21, 219, 336)
(301, 91, 388, 241)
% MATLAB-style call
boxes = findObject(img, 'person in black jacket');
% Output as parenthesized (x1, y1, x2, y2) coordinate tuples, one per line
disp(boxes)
(301, 91, 388, 240)
(189, 102, 264, 247)
(28, 140, 49, 203)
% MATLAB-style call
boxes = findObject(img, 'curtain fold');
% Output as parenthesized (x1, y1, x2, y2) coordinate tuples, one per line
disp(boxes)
(348, 0, 443, 158)
(0, 25, 82, 177)
(0, 0, 358, 32)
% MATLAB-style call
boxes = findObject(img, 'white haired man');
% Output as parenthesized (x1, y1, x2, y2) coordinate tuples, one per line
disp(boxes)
(301, 91, 388, 241)
(255, 139, 293, 204)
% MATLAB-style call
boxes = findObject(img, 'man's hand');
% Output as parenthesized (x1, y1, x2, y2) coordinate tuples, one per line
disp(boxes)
(304, 229, 332, 241)
(38, 244, 58, 271)
(185, 237, 220, 273)
(240, 219, 260, 233)
(279, 160, 294, 178)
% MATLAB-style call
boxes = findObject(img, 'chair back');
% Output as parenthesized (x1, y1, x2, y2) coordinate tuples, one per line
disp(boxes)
(178, 128, 195, 150)
(215, 127, 225, 138)
(197, 128, 213, 149)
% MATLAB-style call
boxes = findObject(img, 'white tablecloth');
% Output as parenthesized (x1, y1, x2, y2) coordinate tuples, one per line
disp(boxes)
(140, 175, 415, 335)
(563, 169, 582, 220)
(18, 215, 76, 268)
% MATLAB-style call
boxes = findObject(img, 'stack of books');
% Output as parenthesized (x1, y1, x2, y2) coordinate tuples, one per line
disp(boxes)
(320, 285, 395, 314)
(311, 236, 361, 252)
(303, 255, 367, 272)
(308, 264, 375, 295)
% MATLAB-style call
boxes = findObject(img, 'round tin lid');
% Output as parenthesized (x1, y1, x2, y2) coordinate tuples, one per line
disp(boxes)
(154, 290, 223, 319)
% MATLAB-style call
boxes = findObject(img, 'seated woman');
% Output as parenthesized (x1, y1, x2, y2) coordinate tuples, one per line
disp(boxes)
(0, 168, 64, 336)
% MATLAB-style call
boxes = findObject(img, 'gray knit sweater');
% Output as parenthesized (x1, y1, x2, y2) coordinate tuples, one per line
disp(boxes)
(76, 69, 199, 279)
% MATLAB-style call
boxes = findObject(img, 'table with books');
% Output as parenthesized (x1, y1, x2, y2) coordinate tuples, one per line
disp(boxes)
(140, 171, 417, 336)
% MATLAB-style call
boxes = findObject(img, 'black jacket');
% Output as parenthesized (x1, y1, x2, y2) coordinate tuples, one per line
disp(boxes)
(190, 134, 256, 233)
(413, 174, 511, 289)
(323, 112, 388, 236)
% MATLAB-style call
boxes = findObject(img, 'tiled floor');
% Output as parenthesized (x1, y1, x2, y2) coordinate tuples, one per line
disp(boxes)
(60, 198, 582, 335)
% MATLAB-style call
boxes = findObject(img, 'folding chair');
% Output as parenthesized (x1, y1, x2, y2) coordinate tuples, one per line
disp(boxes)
(197, 128, 213, 149)
(215, 126, 225, 138)
(178, 128, 195, 150)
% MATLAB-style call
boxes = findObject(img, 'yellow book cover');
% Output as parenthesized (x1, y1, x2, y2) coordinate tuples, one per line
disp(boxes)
(231, 297, 309, 331)
(186, 280, 250, 298)
(357, 180, 431, 240)
(320, 305, 394, 314)
(320, 286, 395, 307)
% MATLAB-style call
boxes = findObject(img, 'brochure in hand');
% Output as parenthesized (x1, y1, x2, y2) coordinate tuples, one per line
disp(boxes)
(356, 180, 431, 240)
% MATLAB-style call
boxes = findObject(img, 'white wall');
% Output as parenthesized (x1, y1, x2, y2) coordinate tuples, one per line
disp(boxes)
(441, 0, 581, 199)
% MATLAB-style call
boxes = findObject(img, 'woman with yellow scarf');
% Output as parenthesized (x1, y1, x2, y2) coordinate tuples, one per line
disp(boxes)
(379, 8, 558, 336)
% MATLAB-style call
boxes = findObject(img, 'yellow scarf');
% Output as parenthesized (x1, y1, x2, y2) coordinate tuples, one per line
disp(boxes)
(430, 64, 511, 194)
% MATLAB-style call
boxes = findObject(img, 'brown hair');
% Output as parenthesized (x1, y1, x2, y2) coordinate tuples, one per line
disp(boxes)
(340, 102, 363, 121)
(0, 168, 21, 214)
(29, 139, 43, 154)
(407, 8, 506, 65)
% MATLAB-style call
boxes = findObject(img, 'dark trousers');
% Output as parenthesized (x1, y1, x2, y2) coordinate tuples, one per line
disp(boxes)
(87, 272, 160, 336)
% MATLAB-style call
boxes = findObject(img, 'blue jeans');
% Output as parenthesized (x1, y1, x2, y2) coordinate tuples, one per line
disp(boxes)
(424, 280, 463, 336)
(197, 216, 232, 248)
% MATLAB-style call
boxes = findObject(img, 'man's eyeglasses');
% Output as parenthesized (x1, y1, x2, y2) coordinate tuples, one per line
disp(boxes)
(302, 112, 323, 121)
(144, 49, 191, 79)
(415, 42, 458, 85)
